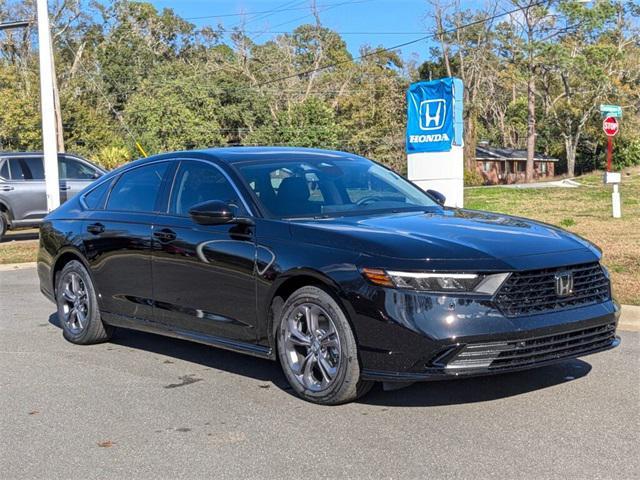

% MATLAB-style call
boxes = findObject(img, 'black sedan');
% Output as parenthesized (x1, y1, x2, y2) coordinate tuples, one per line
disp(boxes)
(37, 147, 620, 404)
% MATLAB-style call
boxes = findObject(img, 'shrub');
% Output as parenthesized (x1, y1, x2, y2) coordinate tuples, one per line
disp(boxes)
(464, 169, 484, 186)
(95, 146, 132, 171)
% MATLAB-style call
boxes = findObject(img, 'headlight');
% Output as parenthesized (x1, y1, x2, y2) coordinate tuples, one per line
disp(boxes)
(361, 268, 510, 295)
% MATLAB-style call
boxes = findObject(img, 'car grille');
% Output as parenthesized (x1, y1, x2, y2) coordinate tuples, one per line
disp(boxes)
(446, 322, 617, 371)
(495, 262, 610, 317)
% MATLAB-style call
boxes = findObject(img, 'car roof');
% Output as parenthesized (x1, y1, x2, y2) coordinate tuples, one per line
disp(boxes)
(138, 147, 366, 166)
(0, 151, 106, 173)
(0, 151, 86, 158)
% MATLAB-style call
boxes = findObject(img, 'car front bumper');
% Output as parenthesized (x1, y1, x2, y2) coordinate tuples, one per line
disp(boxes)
(348, 286, 621, 382)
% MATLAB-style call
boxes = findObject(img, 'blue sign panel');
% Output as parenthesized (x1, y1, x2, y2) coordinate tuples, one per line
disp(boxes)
(406, 78, 463, 153)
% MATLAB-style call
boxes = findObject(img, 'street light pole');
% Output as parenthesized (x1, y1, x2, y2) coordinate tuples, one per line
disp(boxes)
(36, 0, 60, 212)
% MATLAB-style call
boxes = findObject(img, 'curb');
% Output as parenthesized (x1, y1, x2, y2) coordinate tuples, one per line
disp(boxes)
(0, 261, 638, 331)
(619, 305, 640, 332)
(0, 262, 37, 272)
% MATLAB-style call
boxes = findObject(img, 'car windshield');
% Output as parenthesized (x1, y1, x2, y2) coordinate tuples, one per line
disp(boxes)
(235, 156, 438, 219)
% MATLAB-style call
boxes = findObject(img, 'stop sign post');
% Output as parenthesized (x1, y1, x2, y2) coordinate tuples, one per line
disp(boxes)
(603, 116, 619, 172)
(602, 116, 621, 218)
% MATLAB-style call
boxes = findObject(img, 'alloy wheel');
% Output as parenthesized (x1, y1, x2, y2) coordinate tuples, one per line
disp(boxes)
(60, 272, 89, 335)
(282, 303, 342, 392)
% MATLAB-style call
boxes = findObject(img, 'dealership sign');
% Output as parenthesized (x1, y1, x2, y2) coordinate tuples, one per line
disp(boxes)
(603, 116, 619, 137)
(406, 78, 463, 153)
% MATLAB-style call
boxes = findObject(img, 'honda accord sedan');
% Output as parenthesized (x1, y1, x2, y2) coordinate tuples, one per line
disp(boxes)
(38, 147, 620, 404)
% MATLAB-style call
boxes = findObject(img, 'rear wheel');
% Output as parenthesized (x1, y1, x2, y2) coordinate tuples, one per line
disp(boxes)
(0, 212, 7, 240)
(56, 260, 113, 344)
(276, 286, 373, 405)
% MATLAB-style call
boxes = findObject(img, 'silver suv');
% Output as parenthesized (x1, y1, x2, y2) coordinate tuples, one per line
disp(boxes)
(0, 152, 105, 239)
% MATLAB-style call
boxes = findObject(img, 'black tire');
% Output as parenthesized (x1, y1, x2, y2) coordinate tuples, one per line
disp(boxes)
(56, 260, 113, 344)
(276, 286, 373, 405)
(0, 212, 7, 240)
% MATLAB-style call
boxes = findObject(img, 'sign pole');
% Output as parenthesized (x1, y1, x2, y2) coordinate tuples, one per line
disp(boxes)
(36, 0, 60, 212)
(602, 115, 621, 218)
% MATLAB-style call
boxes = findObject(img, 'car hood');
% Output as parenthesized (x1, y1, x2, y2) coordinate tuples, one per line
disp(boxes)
(290, 209, 600, 270)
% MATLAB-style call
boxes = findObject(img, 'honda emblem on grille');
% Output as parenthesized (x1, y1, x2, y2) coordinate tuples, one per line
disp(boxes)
(555, 272, 574, 297)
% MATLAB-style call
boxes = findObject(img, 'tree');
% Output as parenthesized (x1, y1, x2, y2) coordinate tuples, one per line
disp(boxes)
(539, 0, 624, 176)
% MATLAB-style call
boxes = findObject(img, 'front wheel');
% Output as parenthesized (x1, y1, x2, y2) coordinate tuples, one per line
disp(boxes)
(56, 260, 113, 344)
(277, 286, 373, 405)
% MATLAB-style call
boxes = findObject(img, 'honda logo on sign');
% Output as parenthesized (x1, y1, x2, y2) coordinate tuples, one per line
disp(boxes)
(555, 272, 574, 297)
(419, 99, 446, 131)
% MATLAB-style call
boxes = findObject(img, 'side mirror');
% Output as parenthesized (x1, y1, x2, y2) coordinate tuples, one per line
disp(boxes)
(189, 200, 236, 225)
(427, 189, 446, 206)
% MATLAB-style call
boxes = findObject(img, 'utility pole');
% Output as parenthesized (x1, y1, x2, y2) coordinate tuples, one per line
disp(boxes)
(36, 0, 60, 212)
(51, 36, 65, 152)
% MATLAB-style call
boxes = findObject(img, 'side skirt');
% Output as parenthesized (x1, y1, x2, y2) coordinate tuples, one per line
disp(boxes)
(102, 312, 275, 360)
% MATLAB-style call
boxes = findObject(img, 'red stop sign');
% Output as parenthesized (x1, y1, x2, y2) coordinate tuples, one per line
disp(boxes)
(603, 116, 619, 137)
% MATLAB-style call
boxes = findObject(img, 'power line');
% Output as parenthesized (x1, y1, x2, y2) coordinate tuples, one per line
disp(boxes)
(259, 0, 371, 32)
(60, 0, 548, 138)
(62, 0, 548, 103)
(183, 0, 365, 21)
(239, 0, 308, 28)
(59, 37, 149, 156)
(248, 0, 548, 89)
(217, 30, 430, 35)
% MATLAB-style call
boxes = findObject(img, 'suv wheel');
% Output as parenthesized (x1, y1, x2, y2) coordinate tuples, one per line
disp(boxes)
(0, 212, 7, 240)
(56, 260, 113, 344)
(276, 286, 373, 405)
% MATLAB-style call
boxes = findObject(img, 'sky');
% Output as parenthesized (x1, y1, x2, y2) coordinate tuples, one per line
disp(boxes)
(147, 0, 453, 64)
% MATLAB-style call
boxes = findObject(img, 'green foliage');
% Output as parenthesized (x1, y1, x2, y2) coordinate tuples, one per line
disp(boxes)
(94, 146, 132, 170)
(0, 0, 637, 182)
(464, 169, 484, 187)
(559, 218, 576, 228)
(615, 139, 640, 170)
(247, 97, 345, 149)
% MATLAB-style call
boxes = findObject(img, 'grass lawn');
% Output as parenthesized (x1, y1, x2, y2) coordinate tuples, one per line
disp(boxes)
(0, 240, 38, 265)
(466, 169, 640, 305)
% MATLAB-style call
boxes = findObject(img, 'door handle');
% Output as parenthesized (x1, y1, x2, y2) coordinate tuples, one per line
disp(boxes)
(0, 185, 14, 191)
(59, 186, 71, 191)
(86, 223, 105, 235)
(153, 228, 176, 242)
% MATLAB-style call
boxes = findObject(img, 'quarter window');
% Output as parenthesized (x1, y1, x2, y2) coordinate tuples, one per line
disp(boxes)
(170, 161, 244, 216)
(0, 160, 8, 179)
(106, 163, 169, 212)
(83, 180, 112, 210)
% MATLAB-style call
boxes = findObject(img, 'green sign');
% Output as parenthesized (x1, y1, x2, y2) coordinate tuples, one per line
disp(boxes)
(600, 104, 622, 118)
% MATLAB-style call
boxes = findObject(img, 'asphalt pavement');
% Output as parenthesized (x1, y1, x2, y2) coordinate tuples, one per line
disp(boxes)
(1, 267, 638, 479)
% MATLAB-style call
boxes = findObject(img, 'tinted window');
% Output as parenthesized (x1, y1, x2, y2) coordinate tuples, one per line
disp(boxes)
(237, 157, 437, 218)
(9, 157, 45, 180)
(170, 161, 244, 216)
(0, 160, 8, 179)
(83, 180, 112, 210)
(107, 163, 168, 212)
(59, 157, 99, 180)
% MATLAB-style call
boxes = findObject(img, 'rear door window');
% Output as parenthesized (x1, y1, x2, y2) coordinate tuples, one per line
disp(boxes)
(59, 157, 99, 180)
(106, 162, 169, 213)
(8, 157, 45, 180)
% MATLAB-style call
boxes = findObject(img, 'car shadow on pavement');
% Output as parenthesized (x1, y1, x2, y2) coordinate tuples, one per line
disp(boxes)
(48, 313, 593, 406)
(48, 314, 288, 387)
(361, 360, 592, 407)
